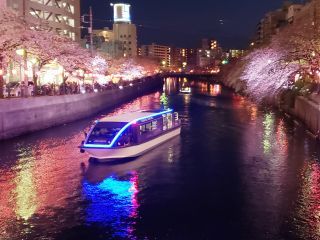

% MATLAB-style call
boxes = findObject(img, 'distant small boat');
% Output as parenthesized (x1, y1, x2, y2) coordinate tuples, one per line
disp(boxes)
(179, 86, 192, 93)
(80, 109, 181, 161)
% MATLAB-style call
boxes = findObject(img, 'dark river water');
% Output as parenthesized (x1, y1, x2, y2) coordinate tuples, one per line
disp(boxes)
(0, 77, 320, 240)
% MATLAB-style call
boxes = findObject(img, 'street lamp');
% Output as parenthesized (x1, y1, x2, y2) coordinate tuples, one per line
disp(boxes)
(161, 60, 166, 68)
(182, 62, 187, 68)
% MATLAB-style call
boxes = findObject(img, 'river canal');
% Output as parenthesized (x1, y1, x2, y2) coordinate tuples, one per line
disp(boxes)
(0, 77, 319, 240)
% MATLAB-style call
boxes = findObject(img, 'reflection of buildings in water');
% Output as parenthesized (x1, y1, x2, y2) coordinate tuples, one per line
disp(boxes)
(164, 77, 178, 95)
(263, 113, 275, 154)
(14, 158, 37, 221)
(275, 119, 288, 156)
(209, 84, 221, 96)
(293, 161, 320, 239)
(166, 77, 222, 97)
(231, 94, 258, 123)
(198, 82, 208, 94)
(167, 146, 174, 163)
(183, 94, 191, 105)
(0, 170, 16, 230)
(231, 95, 246, 109)
(32, 138, 83, 209)
(83, 172, 139, 238)
(0, 148, 38, 224)
(191, 97, 217, 108)
(238, 109, 294, 237)
(196, 82, 221, 97)
(0, 135, 85, 238)
(250, 106, 258, 121)
(104, 93, 162, 118)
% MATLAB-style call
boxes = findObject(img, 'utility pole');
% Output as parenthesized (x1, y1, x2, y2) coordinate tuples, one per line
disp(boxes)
(22, 0, 26, 20)
(22, 0, 28, 97)
(81, 7, 94, 57)
(89, 7, 93, 57)
(0, 55, 4, 99)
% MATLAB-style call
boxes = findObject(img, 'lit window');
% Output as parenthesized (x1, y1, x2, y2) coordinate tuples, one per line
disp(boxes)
(69, 5, 75, 14)
(69, 19, 75, 27)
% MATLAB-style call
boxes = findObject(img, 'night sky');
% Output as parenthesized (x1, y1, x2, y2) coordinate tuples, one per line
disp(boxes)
(81, 0, 303, 49)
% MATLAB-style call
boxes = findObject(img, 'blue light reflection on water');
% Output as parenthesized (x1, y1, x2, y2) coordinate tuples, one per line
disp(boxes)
(82, 173, 139, 238)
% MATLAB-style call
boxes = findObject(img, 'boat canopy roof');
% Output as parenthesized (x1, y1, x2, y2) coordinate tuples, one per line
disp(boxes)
(99, 109, 172, 123)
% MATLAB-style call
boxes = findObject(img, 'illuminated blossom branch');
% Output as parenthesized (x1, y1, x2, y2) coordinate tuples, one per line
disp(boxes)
(240, 46, 299, 101)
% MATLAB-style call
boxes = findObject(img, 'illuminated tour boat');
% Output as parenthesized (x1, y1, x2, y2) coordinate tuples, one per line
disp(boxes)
(80, 109, 181, 160)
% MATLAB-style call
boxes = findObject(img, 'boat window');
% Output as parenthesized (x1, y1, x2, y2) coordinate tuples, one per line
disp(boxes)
(87, 122, 127, 144)
(152, 120, 157, 130)
(162, 114, 167, 131)
(162, 113, 173, 130)
(140, 121, 158, 134)
(167, 113, 173, 129)
(140, 122, 151, 133)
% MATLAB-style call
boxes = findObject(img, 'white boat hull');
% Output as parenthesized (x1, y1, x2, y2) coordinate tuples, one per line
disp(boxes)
(83, 127, 181, 160)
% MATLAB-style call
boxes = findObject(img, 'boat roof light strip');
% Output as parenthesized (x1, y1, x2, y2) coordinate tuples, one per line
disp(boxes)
(83, 109, 173, 148)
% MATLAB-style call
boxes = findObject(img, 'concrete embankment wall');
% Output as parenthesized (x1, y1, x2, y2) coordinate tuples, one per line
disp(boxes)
(293, 96, 320, 134)
(0, 77, 162, 140)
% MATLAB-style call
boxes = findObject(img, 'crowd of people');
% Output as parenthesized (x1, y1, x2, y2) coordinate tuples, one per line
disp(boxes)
(2, 77, 150, 98)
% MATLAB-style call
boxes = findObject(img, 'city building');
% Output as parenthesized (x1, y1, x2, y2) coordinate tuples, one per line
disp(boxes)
(87, 3, 137, 58)
(171, 47, 188, 68)
(93, 28, 114, 42)
(256, 9, 287, 45)
(140, 43, 171, 67)
(186, 48, 197, 67)
(289, 0, 320, 32)
(229, 49, 245, 59)
(196, 38, 222, 68)
(169, 47, 198, 69)
(111, 3, 137, 57)
(1, 0, 81, 41)
(286, 4, 303, 24)
(91, 28, 124, 58)
(254, 2, 309, 46)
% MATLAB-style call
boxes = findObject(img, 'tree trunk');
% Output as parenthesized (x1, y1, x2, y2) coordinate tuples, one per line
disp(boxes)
(33, 73, 38, 96)
(0, 57, 3, 99)
(0, 74, 4, 99)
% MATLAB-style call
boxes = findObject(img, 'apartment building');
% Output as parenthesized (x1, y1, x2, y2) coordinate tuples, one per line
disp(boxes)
(3, 0, 81, 41)
(141, 43, 171, 67)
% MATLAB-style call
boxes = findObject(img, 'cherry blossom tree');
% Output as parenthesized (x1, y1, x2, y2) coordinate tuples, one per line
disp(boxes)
(232, 1, 320, 101)
(107, 57, 158, 81)
(240, 45, 299, 101)
(0, 8, 27, 97)
(0, 7, 108, 97)
(0, 7, 158, 98)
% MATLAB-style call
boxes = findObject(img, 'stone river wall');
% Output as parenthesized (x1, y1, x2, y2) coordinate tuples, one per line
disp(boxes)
(0, 77, 162, 140)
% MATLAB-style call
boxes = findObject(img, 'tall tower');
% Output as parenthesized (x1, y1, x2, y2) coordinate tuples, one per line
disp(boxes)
(111, 3, 137, 57)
